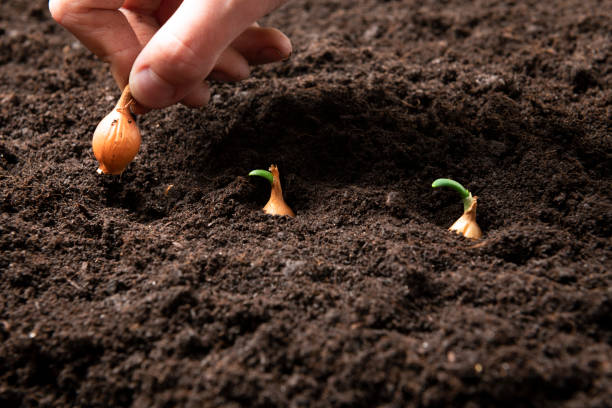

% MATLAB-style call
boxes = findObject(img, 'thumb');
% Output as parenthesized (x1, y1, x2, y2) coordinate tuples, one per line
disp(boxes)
(129, 0, 287, 109)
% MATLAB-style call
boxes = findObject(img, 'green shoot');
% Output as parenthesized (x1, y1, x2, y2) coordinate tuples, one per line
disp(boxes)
(432, 178, 474, 212)
(249, 169, 274, 185)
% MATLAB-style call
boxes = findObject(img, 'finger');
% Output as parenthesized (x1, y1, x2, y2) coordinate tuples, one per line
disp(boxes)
(231, 25, 292, 65)
(180, 81, 211, 108)
(207, 47, 250, 82)
(49, 0, 151, 88)
(130, 0, 288, 108)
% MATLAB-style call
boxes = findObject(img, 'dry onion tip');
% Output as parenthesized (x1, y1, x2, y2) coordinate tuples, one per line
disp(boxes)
(92, 85, 142, 175)
(432, 178, 482, 239)
(248, 165, 295, 217)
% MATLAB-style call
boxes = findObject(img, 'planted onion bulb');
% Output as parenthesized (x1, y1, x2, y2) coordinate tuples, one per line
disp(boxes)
(432, 178, 482, 239)
(249, 165, 295, 217)
(92, 85, 141, 175)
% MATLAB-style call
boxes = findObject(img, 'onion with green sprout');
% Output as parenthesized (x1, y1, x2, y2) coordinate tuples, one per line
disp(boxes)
(432, 178, 482, 239)
(249, 165, 295, 217)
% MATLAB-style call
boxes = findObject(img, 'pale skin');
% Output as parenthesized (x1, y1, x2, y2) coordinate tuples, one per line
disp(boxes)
(49, 0, 291, 111)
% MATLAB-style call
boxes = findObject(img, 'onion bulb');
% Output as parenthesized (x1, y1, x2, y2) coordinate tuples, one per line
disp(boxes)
(249, 165, 295, 217)
(449, 196, 482, 239)
(92, 85, 141, 175)
(432, 178, 482, 240)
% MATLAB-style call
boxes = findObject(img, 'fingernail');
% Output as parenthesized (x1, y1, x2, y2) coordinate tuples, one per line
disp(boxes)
(256, 47, 285, 63)
(130, 67, 176, 108)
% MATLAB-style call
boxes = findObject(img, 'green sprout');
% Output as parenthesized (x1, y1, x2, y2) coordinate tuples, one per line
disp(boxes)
(248, 169, 273, 185)
(432, 178, 474, 212)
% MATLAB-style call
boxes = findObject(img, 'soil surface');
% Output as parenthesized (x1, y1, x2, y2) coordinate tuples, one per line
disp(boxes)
(1, 0, 611, 407)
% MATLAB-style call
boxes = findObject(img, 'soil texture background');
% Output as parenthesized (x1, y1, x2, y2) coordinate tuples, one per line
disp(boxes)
(1, 0, 611, 406)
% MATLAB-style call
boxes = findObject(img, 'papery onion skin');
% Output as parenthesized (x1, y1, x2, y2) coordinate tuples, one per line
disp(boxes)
(449, 197, 482, 239)
(263, 165, 295, 217)
(263, 195, 295, 217)
(92, 108, 141, 175)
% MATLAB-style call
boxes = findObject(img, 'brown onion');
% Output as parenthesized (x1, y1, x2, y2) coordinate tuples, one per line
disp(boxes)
(449, 196, 482, 239)
(249, 165, 295, 217)
(92, 85, 141, 175)
(263, 165, 295, 217)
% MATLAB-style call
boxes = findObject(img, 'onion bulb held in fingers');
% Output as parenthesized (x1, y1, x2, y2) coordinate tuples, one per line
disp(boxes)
(92, 85, 141, 175)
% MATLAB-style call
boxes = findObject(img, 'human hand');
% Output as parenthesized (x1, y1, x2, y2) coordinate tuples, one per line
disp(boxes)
(49, 0, 290, 110)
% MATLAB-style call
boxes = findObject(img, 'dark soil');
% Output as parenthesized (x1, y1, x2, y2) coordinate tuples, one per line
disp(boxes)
(1, 0, 611, 406)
